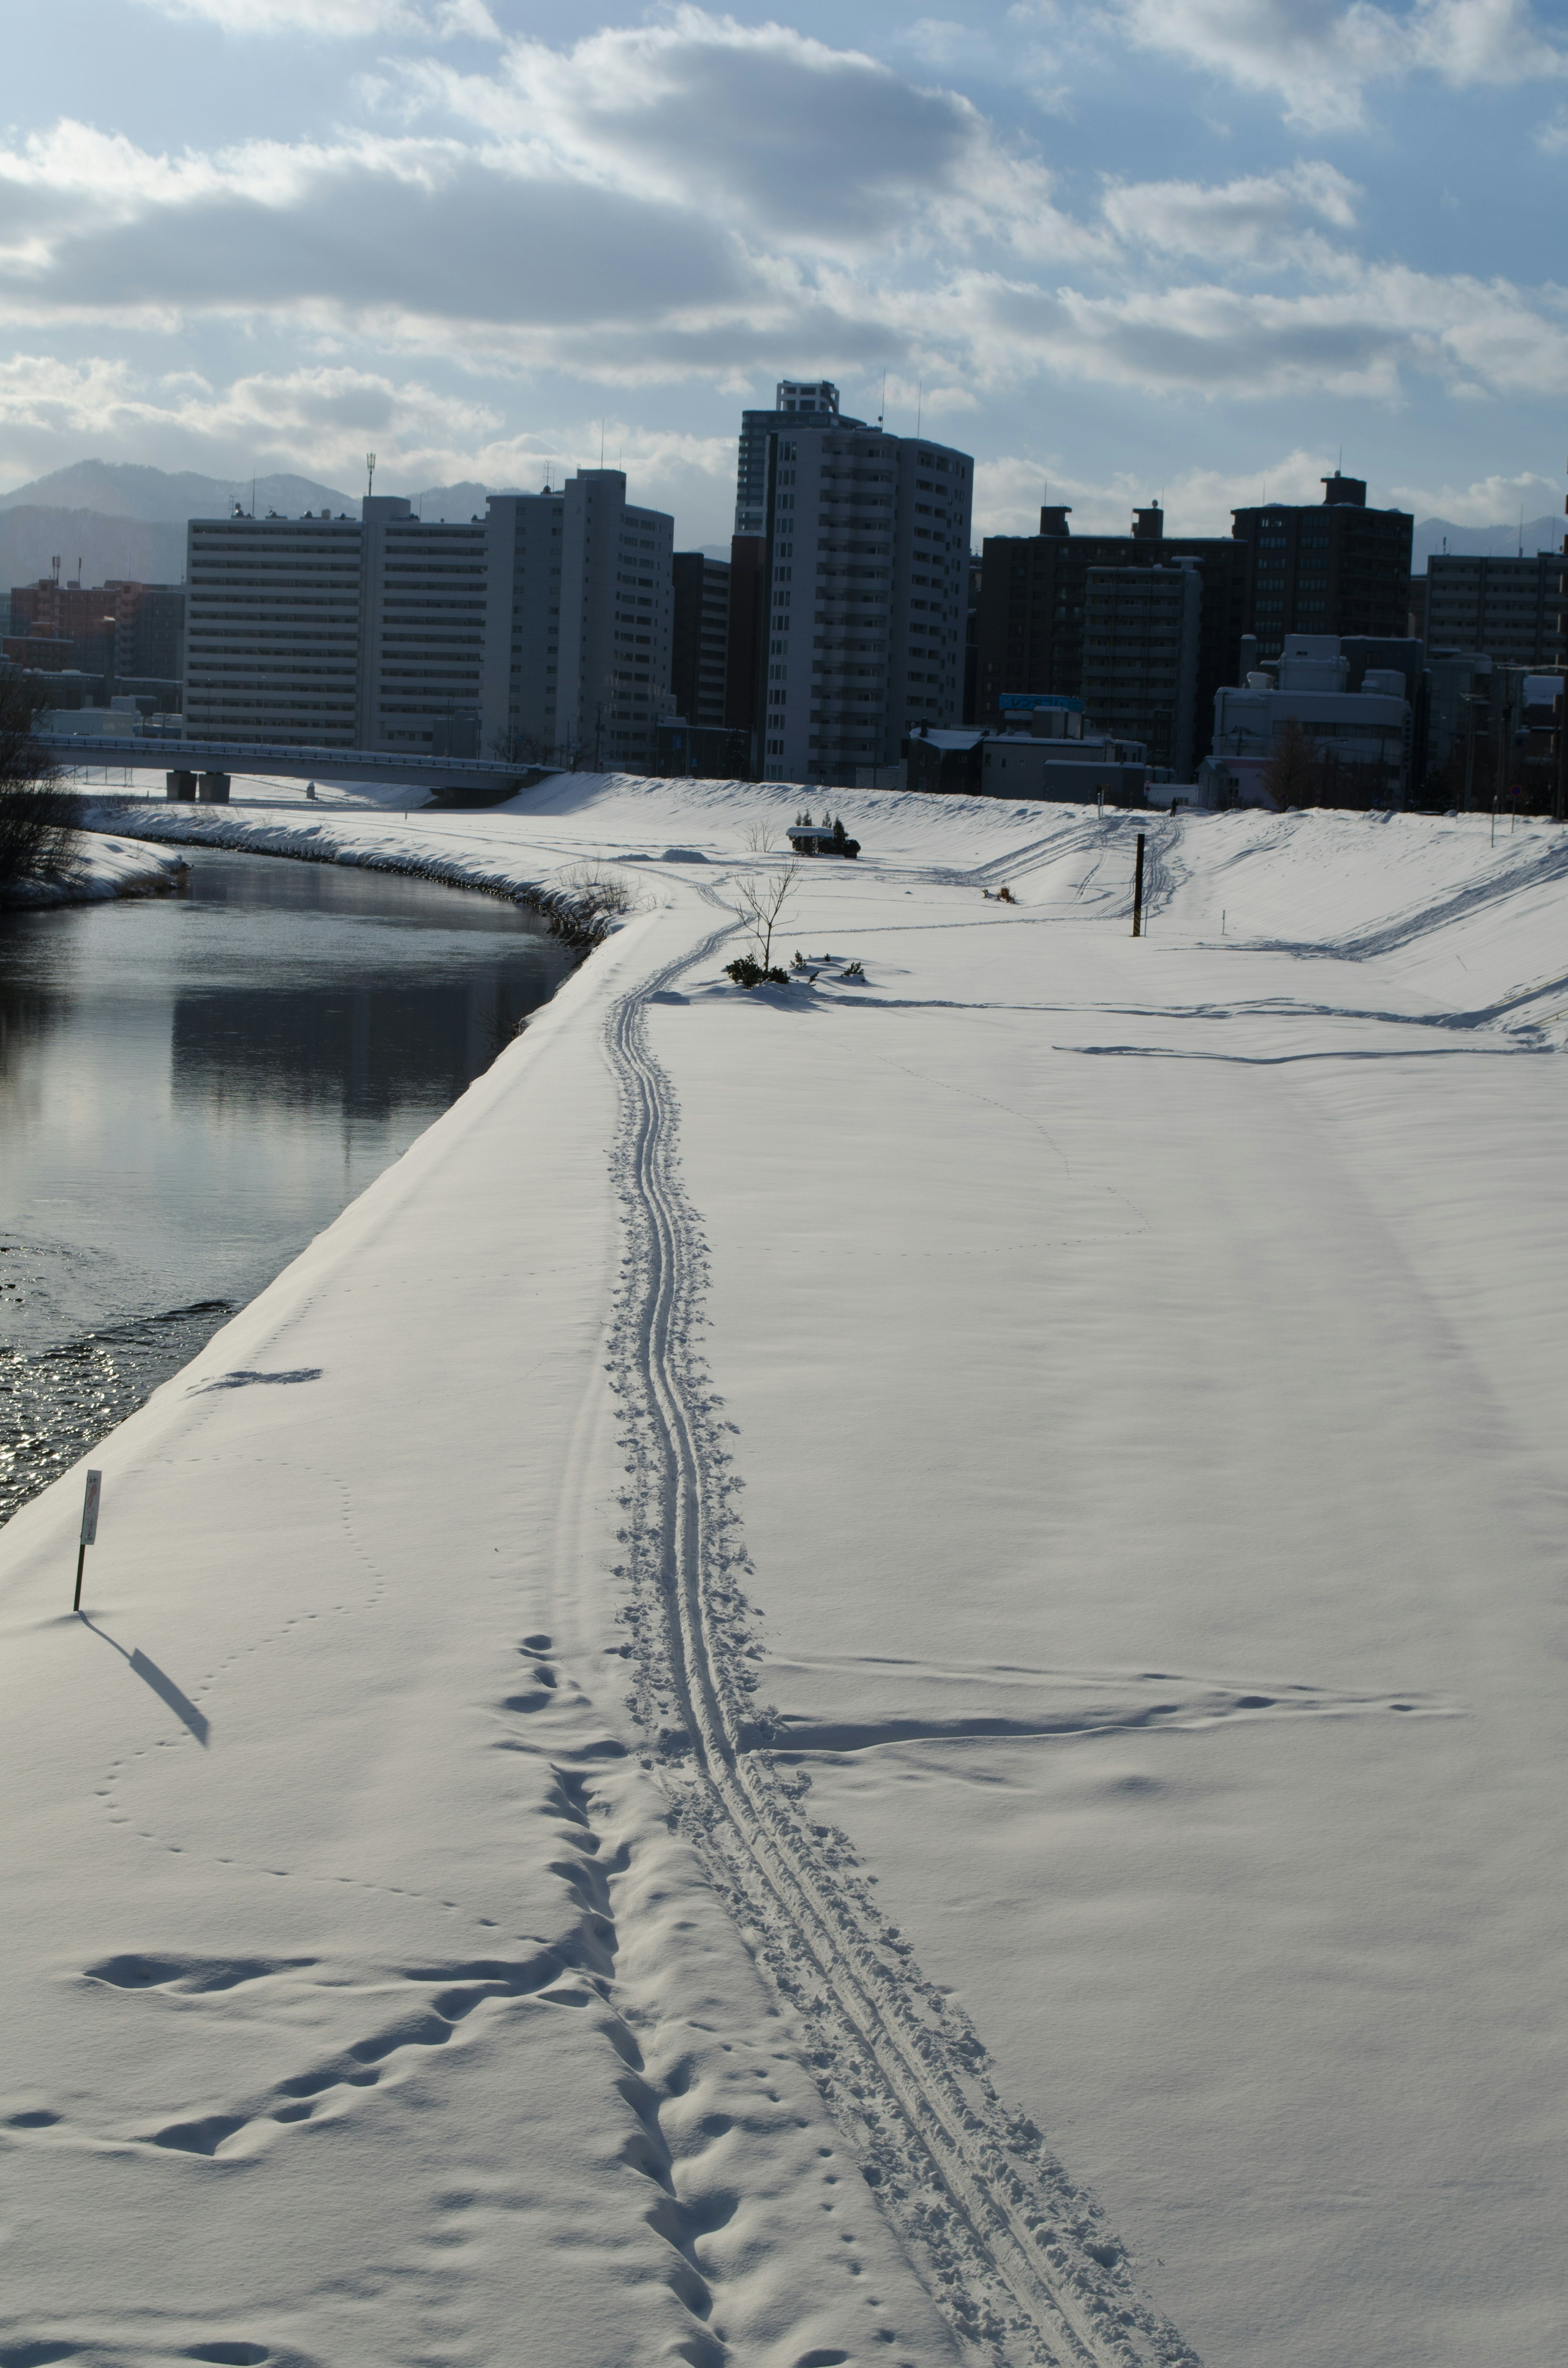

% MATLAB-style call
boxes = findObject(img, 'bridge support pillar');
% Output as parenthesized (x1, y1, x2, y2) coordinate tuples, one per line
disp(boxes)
(165, 769, 197, 801)
(196, 771, 231, 805)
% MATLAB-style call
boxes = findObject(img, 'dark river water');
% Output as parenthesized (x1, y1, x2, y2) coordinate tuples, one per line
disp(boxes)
(0, 848, 578, 1525)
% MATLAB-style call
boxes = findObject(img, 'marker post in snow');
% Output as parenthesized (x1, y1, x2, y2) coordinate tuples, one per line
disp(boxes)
(74, 1469, 101, 1611)
(1132, 833, 1145, 938)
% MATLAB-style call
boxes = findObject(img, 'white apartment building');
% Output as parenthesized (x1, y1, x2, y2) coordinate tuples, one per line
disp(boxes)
(756, 421, 973, 785)
(552, 471, 673, 771)
(357, 498, 486, 749)
(187, 469, 675, 769)
(185, 511, 362, 746)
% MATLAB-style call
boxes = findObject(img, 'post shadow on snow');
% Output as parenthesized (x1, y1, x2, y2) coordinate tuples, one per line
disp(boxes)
(77, 1615, 209, 1746)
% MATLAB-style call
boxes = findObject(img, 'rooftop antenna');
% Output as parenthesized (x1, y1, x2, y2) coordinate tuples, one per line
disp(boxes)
(878, 369, 886, 428)
(250, 474, 256, 516)
(365, 452, 376, 501)
(1518, 499, 1524, 557)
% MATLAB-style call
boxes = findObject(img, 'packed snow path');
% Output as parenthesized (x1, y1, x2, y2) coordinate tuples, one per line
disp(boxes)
(4, 773, 1568, 2368)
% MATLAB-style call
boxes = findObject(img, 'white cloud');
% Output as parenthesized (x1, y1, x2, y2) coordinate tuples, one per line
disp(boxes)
(972, 445, 1339, 535)
(1107, 0, 1568, 130)
(0, 12, 1563, 428)
(132, 0, 498, 36)
(1100, 161, 1361, 262)
(1537, 104, 1568, 149)
(1384, 468, 1561, 523)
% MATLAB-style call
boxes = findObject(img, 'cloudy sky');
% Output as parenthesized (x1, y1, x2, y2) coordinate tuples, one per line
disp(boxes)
(3, 0, 1566, 540)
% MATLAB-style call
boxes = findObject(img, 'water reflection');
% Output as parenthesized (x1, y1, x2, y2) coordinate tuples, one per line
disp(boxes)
(0, 850, 577, 1522)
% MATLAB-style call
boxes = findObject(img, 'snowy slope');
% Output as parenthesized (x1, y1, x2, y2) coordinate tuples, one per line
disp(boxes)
(3, 776, 1567, 2368)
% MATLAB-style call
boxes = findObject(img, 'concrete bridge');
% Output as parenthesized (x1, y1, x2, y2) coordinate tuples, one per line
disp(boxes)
(40, 731, 551, 808)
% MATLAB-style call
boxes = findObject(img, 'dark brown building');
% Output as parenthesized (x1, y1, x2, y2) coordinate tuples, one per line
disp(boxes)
(1230, 474, 1412, 658)
(724, 534, 768, 768)
(975, 504, 1246, 761)
(670, 553, 730, 730)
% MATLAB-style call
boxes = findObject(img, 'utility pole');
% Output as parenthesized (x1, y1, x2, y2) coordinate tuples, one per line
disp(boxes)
(1131, 832, 1145, 937)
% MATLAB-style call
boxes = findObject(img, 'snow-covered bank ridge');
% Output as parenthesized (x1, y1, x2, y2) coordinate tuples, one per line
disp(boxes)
(5, 774, 1568, 2368)
(0, 829, 186, 908)
(80, 791, 627, 941)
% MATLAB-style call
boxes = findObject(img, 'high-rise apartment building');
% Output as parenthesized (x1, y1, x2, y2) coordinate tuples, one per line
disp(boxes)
(734, 380, 859, 536)
(478, 490, 565, 759)
(1421, 553, 1561, 666)
(358, 499, 487, 749)
(1230, 473, 1412, 658)
(188, 470, 674, 767)
(754, 420, 972, 784)
(1080, 561, 1202, 776)
(670, 553, 731, 728)
(975, 506, 1245, 757)
(553, 471, 674, 770)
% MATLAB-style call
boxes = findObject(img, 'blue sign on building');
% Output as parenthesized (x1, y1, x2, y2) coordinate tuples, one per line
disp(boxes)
(998, 693, 1084, 714)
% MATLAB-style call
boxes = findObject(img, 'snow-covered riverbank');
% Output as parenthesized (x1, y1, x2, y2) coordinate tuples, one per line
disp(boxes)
(0, 828, 187, 908)
(3, 774, 1567, 2368)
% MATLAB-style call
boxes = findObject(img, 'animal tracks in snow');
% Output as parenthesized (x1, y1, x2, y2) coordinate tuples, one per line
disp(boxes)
(18, 1768, 632, 2168)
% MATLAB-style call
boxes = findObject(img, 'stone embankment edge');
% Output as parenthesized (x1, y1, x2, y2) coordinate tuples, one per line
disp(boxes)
(75, 800, 619, 949)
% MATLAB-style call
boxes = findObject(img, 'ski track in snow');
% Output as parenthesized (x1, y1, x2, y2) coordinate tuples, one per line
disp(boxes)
(604, 909, 1200, 2368)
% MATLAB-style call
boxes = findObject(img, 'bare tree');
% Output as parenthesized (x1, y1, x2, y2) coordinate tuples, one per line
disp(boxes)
(733, 864, 801, 974)
(0, 673, 79, 891)
(1262, 715, 1315, 810)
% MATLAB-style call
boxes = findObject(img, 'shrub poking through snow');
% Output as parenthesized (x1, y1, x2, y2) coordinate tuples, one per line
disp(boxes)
(843, 960, 865, 979)
(724, 956, 789, 990)
(0, 675, 79, 893)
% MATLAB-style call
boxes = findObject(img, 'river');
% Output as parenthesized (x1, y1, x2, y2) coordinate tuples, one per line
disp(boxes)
(0, 847, 578, 1525)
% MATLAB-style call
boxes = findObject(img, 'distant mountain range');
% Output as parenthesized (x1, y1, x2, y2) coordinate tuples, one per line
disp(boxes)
(1411, 515, 1560, 568)
(0, 459, 1559, 593)
(0, 462, 523, 594)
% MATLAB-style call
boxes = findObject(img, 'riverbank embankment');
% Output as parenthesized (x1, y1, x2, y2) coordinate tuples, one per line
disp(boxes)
(4, 778, 1568, 2368)
(79, 793, 633, 945)
(0, 829, 187, 909)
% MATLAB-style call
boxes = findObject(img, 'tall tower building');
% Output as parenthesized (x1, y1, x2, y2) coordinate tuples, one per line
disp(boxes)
(553, 470, 674, 772)
(735, 380, 860, 536)
(752, 419, 972, 784)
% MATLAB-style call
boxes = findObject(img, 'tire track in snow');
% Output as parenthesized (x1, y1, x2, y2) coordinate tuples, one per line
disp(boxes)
(606, 921, 1200, 2368)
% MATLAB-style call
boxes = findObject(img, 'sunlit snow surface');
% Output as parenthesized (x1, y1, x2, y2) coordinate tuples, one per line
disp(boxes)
(2, 771, 1566, 2368)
